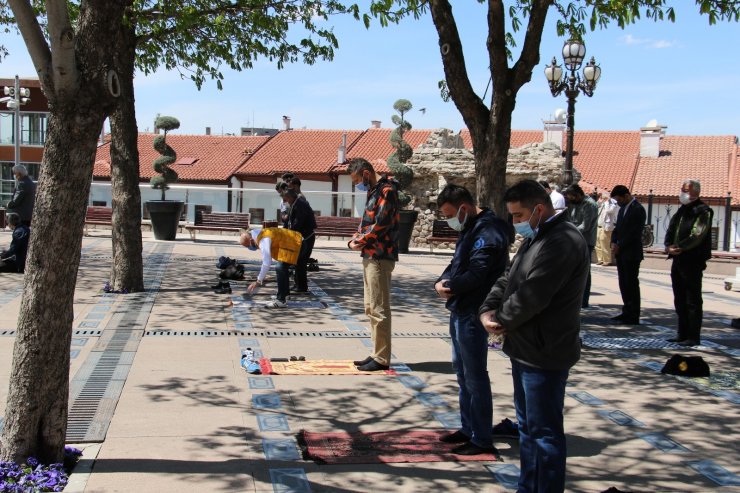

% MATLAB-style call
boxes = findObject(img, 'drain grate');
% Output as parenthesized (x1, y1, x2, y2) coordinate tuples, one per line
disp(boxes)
(144, 330, 262, 337)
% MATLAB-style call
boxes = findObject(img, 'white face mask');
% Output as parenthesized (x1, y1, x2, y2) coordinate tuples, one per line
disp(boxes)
(446, 206, 468, 232)
(679, 192, 693, 205)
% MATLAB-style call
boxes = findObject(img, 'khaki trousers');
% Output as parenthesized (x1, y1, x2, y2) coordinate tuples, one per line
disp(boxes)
(596, 227, 613, 264)
(362, 258, 395, 365)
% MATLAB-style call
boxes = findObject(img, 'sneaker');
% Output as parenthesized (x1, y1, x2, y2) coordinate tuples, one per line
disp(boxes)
(264, 299, 287, 308)
(492, 418, 519, 439)
(240, 349, 261, 374)
(451, 442, 498, 456)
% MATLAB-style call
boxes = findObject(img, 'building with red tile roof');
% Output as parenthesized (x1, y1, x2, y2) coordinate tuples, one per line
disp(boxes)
(94, 133, 271, 184)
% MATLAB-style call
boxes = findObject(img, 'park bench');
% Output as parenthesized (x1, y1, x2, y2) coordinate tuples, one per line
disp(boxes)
(427, 219, 459, 252)
(83, 206, 113, 235)
(184, 212, 250, 240)
(314, 215, 360, 240)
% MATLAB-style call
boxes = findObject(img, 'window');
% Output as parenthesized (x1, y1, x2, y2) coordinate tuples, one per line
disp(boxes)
(0, 111, 49, 146)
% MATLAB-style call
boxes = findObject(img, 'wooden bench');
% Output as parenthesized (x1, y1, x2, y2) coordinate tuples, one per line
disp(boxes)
(184, 212, 250, 240)
(314, 215, 360, 239)
(83, 206, 113, 235)
(427, 219, 459, 252)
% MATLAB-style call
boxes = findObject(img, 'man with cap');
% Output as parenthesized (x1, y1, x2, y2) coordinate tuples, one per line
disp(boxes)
(240, 227, 302, 308)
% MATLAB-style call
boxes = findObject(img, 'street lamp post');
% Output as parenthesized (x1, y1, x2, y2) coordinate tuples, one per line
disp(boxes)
(544, 40, 601, 187)
(2, 75, 31, 168)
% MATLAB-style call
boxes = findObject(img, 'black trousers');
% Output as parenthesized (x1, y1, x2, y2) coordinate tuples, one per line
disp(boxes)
(671, 260, 705, 342)
(616, 252, 641, 320)
(294, 234, 316, 291)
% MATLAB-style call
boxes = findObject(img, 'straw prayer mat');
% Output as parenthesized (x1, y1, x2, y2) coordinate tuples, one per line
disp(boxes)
(259, 359, 396, 376)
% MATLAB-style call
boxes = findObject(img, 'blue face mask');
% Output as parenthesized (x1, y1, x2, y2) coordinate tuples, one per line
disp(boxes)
(445, 207, 468, 232)
(355, 182, 369, 192)
(513, 207, 540, 239)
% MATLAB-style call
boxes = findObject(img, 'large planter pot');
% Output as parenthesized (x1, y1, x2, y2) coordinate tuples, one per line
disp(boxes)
(147, 200, 184, 241)
(397, 209, 419, 254)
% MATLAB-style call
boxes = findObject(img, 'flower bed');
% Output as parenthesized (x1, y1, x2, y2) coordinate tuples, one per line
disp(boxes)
(0, 446, 82, 492)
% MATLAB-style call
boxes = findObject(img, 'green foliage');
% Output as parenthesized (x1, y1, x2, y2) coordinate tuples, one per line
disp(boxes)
(131, 1, 355, 90)
(388, 98, 414, 207)
(150, 115, 180, 200)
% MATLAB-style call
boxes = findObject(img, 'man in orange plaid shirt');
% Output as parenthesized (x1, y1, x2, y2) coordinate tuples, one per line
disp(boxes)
(347, 158, 400, 371)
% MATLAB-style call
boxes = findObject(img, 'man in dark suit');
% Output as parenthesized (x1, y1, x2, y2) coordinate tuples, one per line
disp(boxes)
(610, 185, 646, 325)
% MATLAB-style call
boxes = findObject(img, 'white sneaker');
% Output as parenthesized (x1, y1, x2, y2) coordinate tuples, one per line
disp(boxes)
(264, 299, 287, 308)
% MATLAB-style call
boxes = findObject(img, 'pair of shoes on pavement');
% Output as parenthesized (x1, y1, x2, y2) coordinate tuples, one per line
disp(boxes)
(214, 286, 232, 294)
(492, 418, 519, 439)
(291, 285, 309, 293)
(353, 357, 388, 371)
(438, 431, 498, 455)
(211, 280, 230, 289)
(264, 299, 287, 308)
(289, 355, 306, 361)
(240, 349, 261, 374)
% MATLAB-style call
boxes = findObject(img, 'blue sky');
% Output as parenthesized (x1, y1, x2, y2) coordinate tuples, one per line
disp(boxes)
(2, 3, 739, 137)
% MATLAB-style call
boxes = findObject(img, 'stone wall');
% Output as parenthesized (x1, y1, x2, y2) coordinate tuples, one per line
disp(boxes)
(404, 128, 578, 250)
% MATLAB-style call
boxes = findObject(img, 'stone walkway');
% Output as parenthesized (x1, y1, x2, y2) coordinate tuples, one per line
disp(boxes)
(0, 231, 738, 492)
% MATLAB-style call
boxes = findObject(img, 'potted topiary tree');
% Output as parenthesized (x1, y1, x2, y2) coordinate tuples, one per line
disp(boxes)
(387, 99, 418, 253)
(146, 115, 184, 240)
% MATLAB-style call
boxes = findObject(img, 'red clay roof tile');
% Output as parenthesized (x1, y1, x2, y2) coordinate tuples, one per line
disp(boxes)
(94, 134, 270, 182)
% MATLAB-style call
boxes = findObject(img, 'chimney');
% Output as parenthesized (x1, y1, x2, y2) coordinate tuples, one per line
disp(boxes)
(543, 109, 566, 150)
(205, 126, 211, 136)
(153, 113, 160, 134)
(337, 133, 347, 164)
(282, 116, 291, 131)
(371, 120, 381, 129)
(640, 120, 666, 158)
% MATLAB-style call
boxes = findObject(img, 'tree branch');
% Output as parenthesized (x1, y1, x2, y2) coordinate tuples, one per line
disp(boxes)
(487, 0, 508, 90)
(429, 0, 488, 136)
(7, 0, 52, 89)
(510, 0, 551, 92)
(45, 0, 78, 95)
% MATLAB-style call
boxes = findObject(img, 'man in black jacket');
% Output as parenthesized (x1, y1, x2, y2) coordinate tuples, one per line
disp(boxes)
(610, 185, 646, 325)
(434, 184, 511, 456)
(664, 179, 713, 346)
(479, 179, 589, 493)
(0, 212, 31, 273)
(7, 164, 36, 226)
(284, 189, 317, 293)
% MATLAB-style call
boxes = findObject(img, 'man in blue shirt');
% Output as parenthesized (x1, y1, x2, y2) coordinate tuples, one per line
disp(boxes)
(434, 184, 512, 455)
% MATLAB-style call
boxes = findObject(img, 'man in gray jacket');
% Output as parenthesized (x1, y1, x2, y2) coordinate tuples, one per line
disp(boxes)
(7, 164, 36, 226)
(479, 179, 589, 493)
(564, 184, 598, 307)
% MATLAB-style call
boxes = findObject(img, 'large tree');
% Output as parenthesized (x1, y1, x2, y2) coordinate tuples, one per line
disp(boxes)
(107, 0, 351, 291)
(0, 0, 131, 463)
(366, 0, 740, 217)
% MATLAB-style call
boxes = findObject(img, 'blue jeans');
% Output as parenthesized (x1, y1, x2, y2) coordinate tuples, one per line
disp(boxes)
(511, 359, 569, 493)
(450, 311, 492, 447)
(275, 261, 291, 302)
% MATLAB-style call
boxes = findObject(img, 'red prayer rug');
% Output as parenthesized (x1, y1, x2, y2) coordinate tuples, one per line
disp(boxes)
(298, 429, 501, 464)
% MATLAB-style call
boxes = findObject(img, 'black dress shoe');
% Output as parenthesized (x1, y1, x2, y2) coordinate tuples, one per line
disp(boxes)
(439, 430, 470, 443)
(214, 287, 232, 294)
(667, 337, 686, 343)
(353, 356, 373, 366)
(678, 339, 699, 347)
(357, 359, 389, 372)
(611, 314, 626, 321)
(211, 281, 228, 289)
(451, 442, 498, 456)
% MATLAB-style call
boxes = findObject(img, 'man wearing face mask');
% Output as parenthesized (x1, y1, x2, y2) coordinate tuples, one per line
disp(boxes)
(610, 185, 646, 325)
(347, 158, 400, 372)
(433, 184, 511, 456)
(478, 179, 589, 493)
(664, 179, 713, 347)
(564, 184, 598, 308)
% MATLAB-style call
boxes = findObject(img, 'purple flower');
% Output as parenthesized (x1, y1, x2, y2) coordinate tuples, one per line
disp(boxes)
(25, 458, 38, 468)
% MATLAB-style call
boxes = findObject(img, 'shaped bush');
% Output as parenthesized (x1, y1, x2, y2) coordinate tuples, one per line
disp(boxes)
(150, 115, 180, 200)
(387, 99, 414, 207)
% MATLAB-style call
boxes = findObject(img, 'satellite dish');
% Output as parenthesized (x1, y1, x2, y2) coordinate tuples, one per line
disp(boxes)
(553, 108, 566, 123)
(645, 118, 658, 128)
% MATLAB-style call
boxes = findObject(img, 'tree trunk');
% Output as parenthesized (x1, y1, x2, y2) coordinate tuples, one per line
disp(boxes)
(109, 24, 144, 292)
(476, 90, 516, 219)
(0, 105, 105, 464)
(1, 0, 131, 464)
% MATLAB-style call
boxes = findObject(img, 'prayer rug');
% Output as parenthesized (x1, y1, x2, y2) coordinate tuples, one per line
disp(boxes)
(298, 429, 501, 464)
(259, 359, 396, 376)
